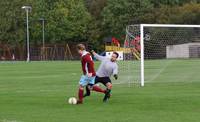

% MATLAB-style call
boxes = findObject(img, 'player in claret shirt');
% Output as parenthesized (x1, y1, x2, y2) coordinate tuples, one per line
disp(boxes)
(76, 44, 96, 104)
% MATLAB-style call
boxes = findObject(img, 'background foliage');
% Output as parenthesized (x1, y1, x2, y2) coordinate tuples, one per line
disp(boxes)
(0, 0, 200, 51)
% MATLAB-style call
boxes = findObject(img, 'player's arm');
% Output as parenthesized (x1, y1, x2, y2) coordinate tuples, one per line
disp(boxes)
(113, 64, 118, 80)
(91, 50, 106, 61)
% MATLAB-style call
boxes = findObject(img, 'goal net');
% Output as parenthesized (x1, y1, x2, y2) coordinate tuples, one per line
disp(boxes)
(119, 24, 200, 86)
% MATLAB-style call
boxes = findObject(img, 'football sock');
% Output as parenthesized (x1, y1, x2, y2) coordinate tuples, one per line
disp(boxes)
(103, 88, 111, 102)
(78, 88, 84, 102)
(105, 88, 111, 97)
(93, 85, 106, 93)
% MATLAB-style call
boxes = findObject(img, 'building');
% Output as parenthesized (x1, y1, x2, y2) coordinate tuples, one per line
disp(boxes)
(166, 43, 200, 58)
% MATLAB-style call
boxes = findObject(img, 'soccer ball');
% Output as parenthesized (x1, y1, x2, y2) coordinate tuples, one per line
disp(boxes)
(68, 97, 77, 105)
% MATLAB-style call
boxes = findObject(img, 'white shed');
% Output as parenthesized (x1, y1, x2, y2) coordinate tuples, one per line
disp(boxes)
(166, 43, 200, 58)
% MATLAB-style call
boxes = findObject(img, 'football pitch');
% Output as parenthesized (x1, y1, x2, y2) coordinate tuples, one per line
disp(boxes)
(0, 60, 200, 122)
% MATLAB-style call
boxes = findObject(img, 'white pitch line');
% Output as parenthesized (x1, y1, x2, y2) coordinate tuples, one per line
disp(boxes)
(147, 60, 174, 82)
(0, 119, 22, 122)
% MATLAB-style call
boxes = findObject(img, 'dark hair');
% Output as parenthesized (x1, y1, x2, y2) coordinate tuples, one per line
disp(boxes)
(76, 44, 85, 51)
(113, 52, 119, 58)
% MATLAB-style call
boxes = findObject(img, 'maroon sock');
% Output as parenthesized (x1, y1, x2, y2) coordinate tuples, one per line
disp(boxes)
(78, 88, 84, 102)
(93, 85, 106, 93)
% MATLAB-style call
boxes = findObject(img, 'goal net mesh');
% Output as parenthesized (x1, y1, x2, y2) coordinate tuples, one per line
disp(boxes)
(118, 24, 200, 86)
(116, 25, 141, 86)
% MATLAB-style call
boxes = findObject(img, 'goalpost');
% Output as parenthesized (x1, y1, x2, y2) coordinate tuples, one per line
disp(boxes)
(120, 24, 200, 86)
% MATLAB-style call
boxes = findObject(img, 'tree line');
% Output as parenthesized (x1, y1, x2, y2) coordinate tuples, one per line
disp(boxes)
(0, 0, 200, 51)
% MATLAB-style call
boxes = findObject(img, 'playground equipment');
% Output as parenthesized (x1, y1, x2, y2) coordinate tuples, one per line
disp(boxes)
(0, 44, 12, 60)
(39, 44, 73, 60)
(0, 43, 74, 61)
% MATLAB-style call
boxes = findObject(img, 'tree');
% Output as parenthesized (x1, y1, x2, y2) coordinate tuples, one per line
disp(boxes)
(0, 0, 92, 45)
(142, 2, 200, 24)
(149, 0, 199, 7)
(31, 0, 91, 44)
(101, 0, 153, 42)
(84, 0, 107, 51)
(0, 0, 25, 45)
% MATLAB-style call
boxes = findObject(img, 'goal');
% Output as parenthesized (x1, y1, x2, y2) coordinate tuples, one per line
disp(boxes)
(119, 24, 200, 86)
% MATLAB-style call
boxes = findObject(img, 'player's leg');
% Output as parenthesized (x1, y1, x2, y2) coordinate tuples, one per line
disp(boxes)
(92, 76, 106, 94)
(105, 82, 112, 98)
(83, 84, 91, 97)
(84, 84, 106, 97)
(83, 76, 97, 97)
(77, 75, 88, 104)
(92, 85, 106, 93)
(77, 85, 84, 104)
(84, 76, 106, 97)
(83, 76, 96, 97)
(103, 78, 112, 102)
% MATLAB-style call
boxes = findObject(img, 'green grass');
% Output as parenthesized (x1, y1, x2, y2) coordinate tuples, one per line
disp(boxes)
(0, 60, 200, 122)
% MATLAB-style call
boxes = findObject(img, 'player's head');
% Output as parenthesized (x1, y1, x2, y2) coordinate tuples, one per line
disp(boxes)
(76, 44, 86, 54)
(111, 52, 119, 62)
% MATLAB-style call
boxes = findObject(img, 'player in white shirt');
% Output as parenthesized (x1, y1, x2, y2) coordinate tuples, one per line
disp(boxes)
(84, 50, 118, 102)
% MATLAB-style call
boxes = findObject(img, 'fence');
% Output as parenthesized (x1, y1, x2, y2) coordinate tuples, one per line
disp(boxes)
(0, 43, 79, 61)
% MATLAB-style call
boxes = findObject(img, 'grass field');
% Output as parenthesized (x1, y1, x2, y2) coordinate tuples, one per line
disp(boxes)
(0, 60, 200, 122)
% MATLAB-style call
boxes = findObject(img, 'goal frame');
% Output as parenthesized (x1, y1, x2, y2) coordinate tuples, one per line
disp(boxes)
(140, 24, 200, 87)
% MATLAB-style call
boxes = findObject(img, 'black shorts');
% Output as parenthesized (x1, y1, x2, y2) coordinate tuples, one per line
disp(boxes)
(95, 76, 112, 86)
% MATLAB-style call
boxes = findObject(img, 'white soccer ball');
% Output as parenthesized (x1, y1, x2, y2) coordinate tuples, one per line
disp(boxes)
(68, 97, 77, 105)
